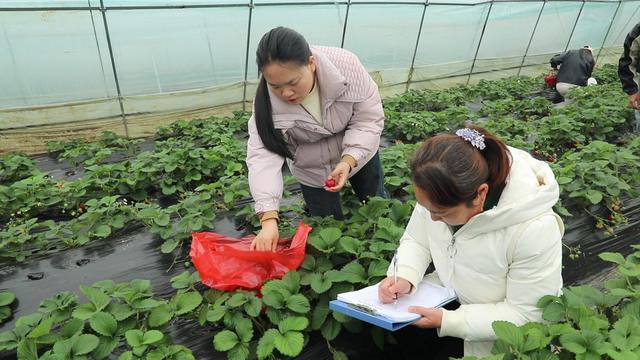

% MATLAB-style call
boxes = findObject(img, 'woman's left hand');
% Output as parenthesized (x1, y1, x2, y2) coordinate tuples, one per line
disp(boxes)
(325, 162, 351, 192)
(408, 306, 443, 328)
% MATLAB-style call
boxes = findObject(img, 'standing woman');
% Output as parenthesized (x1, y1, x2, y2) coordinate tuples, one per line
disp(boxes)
(378, 126, 564, 358)
(247, 27, 388, 251)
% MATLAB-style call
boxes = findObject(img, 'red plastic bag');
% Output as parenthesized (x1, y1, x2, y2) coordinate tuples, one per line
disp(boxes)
(544, 71, 557, 88)
(189, 222, 312, 291)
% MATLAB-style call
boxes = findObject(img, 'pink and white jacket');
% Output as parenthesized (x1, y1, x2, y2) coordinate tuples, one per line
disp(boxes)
(246, 46, 385, 214)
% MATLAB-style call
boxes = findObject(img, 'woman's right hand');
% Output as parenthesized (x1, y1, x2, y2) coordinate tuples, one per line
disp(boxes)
(250, 218, 280, 251)
(378, 276, 412, 304)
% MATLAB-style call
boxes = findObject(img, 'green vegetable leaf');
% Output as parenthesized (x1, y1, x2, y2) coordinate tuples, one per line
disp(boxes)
(80, 286, 110, 312)
(274, 331, 304, 357)
(125, 329, 144, 348)
(227, 293, 248, 308)
(278, 316, 309, 333)
(92, 336, 119, 360)
(27, 317, 55, 339)
(235, 318, 253, 344)
(286, 294, 311, 314)
(213, 330, 239, 352)
(320, 317, 341, 341)
(72, 334, 100, 355)
(90, 312, 118, 337)
(142, 330, 164, 345)
(228, 343, 250, 360)
(72, 303, 97, 320)
(310, 273, 333, 294)
(148, 304, 173, 327)
(93, 224, 112, 238)
(244, 296, 262, 318)
(492, 321, 524, 349)
(311, 301, 330, 330)
(0, 292, 16, 307)
(173, 291, 202, 315)
(560, 332, 587, 354)
(340, 261, 367, 284)
(206, 304, 227, 323)
(257, 329, 278, 360)
(61, 318, 84, 339)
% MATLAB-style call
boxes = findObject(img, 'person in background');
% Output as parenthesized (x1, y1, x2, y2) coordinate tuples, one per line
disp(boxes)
(246, 27, 388, 251)
(618, 22, 640, 132)
(378, 126, 564, 358)
(550, 46, 597, 98)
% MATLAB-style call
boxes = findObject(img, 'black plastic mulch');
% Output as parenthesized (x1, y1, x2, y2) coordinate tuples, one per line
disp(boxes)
(2, 152, 640, 359)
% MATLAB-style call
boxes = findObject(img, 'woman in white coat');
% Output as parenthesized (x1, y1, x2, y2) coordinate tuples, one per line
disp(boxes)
(378, 126, 564, 358)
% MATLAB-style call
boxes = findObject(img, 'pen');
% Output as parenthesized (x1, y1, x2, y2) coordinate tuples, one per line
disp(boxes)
(392, 250, 398, 306)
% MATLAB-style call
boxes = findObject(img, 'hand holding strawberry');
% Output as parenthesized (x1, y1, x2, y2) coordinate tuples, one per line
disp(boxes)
(324, 161, 351, 192)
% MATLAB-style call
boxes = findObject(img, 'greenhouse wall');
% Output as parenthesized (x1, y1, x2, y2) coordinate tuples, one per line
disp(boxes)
(1, 0, 639, 154)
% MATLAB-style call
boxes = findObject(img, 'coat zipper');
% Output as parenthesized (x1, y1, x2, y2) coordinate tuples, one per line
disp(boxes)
(447, 236, 457, 258)
(446, 235, 457, 287)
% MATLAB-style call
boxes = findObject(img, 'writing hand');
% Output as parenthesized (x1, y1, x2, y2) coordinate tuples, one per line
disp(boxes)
(378, 276, 412, 304)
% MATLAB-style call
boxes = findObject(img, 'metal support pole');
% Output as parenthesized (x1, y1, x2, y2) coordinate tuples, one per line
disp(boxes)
(596, 0, 621, 64)
(467, 0, 493, 85)
(242, 1, 254, 112)
(518, 0, 546, 76)
(405, 0, 429, 92)
(87, 0, 110, 96)
(340, 0, 351, 48)
(564, 0, 586, 52)
(99, 0, 129, 137)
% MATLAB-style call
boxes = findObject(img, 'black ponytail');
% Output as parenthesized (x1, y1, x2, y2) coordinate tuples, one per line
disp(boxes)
(254, 26, 311, 160)
(255, 75, 293, 159)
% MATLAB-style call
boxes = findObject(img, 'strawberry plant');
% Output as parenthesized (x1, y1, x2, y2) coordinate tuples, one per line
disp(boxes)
(384, 107, 470, 143)
(552, 141, 640, 230)
(54, 196, 137, 247)
(135, 190, 216, 254)
(534, 114, 587, 155)
(467, 76, 543, 101)
(47, 131, 142, 167)
(0, 218, 59, 262)
(0, 173, 78, 222)
(0, 279, 200, 359)
(381, 143, 419, 196)
(0, 153, 36, 185)
(155, 112, 249, 143)
(553, 84, 632, 143)
(592, 63, 621, 85)
(482, 116, 537, 151)
(0, 291, 16, 324)
(383, 88, 466, 112)
(458, 246, 640, 360)
(479, 96, 552, 120)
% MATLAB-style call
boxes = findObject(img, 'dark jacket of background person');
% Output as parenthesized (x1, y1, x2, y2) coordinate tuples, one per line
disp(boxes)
(619, 22, 640, 96)
(550, 48, 595, 86)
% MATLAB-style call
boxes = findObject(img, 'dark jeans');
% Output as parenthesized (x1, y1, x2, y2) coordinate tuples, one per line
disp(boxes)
(388, 300, 464, 360)
(300, 151, 389, 219)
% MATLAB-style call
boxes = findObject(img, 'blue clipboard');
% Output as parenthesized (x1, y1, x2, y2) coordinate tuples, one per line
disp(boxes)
(329, 300, 421, 331)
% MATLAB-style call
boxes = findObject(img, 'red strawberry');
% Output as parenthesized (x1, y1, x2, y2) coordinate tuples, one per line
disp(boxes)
(325, 179, 336, 188)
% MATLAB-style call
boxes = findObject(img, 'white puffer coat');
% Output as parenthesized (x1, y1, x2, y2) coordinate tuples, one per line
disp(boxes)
(390, 147, 564, 357)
